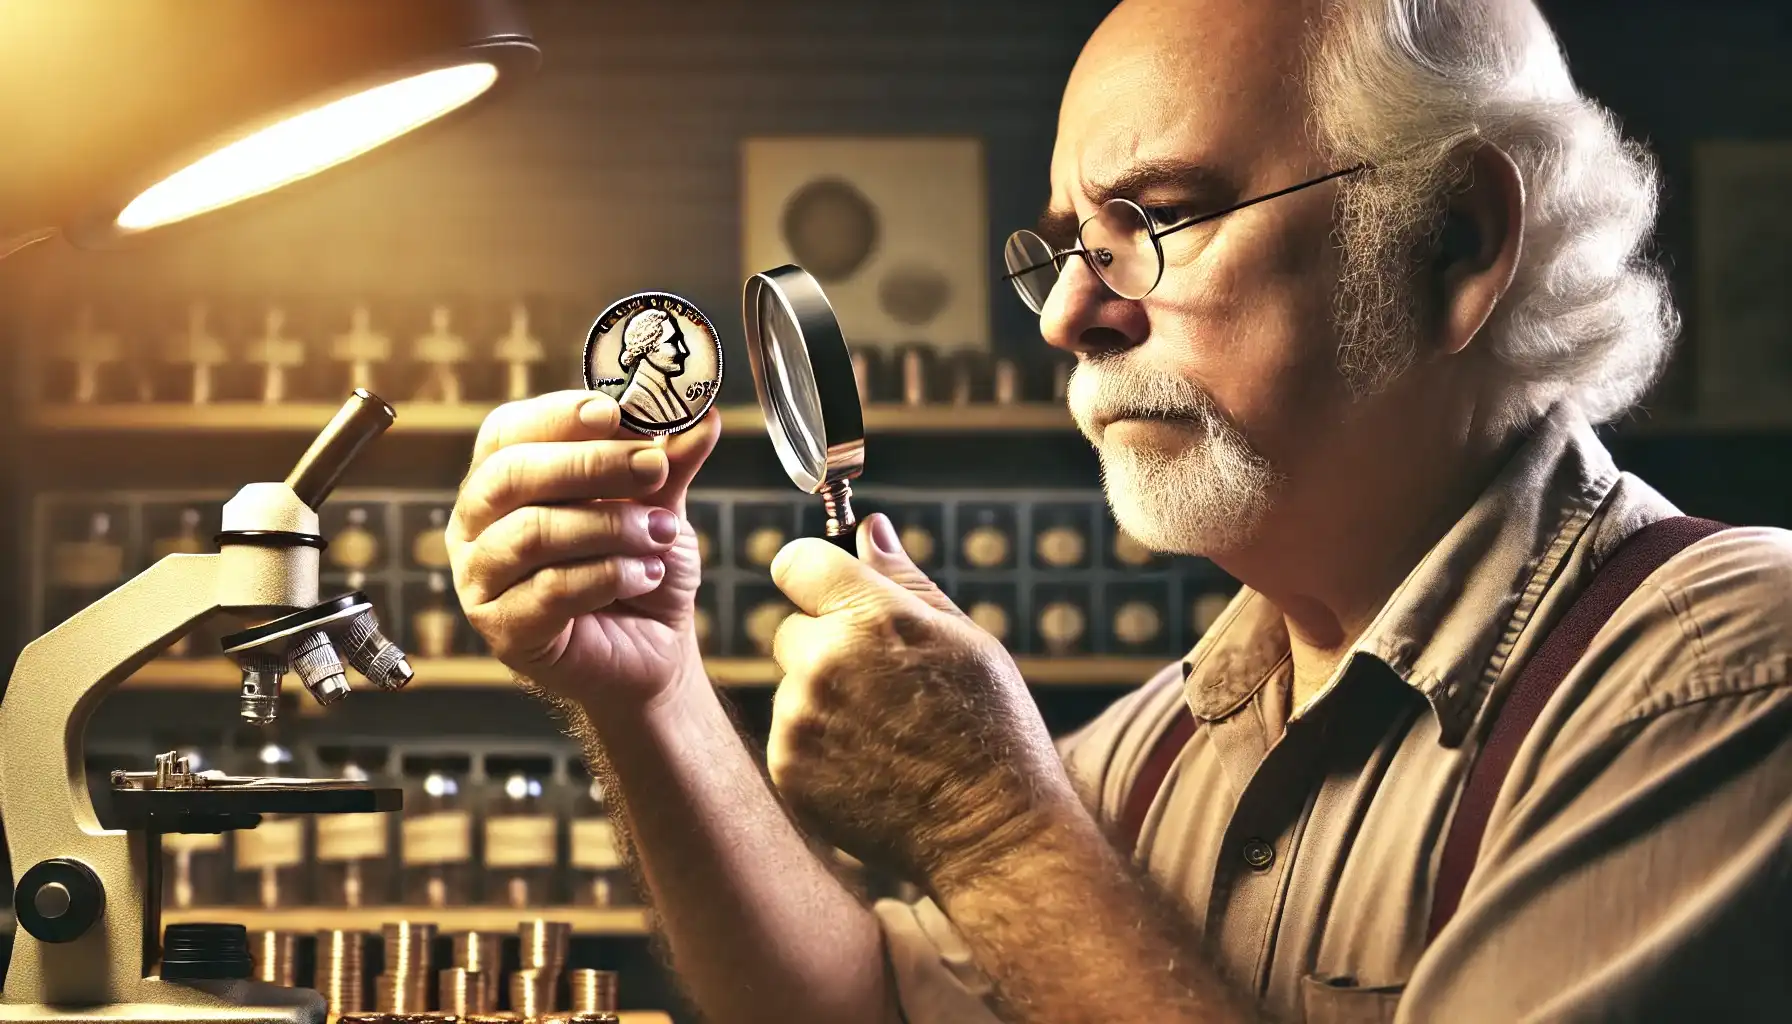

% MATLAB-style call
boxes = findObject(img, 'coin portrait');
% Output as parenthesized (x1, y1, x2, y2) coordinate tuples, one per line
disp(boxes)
(583, 291, 723, 435)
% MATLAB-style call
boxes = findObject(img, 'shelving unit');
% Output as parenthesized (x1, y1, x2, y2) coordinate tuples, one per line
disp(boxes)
(124, 655, 1171, 690)
(25, 401, 1076, 434)
(161, 904, 652, 935)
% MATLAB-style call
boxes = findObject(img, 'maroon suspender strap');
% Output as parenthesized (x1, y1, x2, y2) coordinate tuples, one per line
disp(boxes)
(1425, 514, 1729, 939)
(1118, 699, 1200, 852)
(1117, 516, 1730, 940)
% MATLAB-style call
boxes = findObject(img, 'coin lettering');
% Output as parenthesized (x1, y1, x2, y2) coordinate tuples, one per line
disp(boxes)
(583, 291, 723, 436)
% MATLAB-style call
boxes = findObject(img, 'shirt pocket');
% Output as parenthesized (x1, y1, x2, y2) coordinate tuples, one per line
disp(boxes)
(1300, 974, 1405, 1024)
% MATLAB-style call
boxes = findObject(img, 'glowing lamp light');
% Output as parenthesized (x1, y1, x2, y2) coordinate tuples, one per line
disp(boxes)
(117, 62, 498, 232)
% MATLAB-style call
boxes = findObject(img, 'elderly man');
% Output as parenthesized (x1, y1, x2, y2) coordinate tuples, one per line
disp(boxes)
(447, 0, 1792, 1020)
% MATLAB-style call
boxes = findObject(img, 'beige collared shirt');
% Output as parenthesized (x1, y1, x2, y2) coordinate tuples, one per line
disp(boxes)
(876, 406, 1792, 1022)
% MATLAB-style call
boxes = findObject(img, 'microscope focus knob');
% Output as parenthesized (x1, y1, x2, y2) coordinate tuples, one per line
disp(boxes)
(14, 858, 104, 943)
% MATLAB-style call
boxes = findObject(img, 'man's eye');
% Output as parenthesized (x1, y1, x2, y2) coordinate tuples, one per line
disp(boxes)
(1143, 205, 1189, 229)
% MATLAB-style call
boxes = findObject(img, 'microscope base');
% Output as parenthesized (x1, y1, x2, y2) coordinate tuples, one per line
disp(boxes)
(0, 979, 324, 1024)
(0, 1008, 314, 1024)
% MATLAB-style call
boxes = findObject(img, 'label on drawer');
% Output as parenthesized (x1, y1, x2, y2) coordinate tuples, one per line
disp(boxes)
(484, 815, 557, 868)
(233, 817, 303, 870)
(402, 811, 472, 865)
(162, 832, 223, 855)
(316, 812, 390, 862)
(570, 818, 624, 870)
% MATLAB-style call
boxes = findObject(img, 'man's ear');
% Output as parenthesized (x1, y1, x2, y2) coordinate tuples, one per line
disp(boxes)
(1431, 144, 1524, 356)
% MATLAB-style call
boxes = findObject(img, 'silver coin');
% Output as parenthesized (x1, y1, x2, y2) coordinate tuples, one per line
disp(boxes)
(582, 291, 723, 435)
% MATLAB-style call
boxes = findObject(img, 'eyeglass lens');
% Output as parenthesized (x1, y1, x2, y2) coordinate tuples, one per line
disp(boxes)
(1002, 198, 1161, 312)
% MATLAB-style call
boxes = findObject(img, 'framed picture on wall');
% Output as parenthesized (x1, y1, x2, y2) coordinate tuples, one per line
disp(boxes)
(742, 137, 990, 353)
(1696, 141, 1792, 422)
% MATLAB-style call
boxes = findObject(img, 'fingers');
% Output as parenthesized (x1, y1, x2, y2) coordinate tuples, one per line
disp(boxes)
(468, 391, 625, 481)
(646, 407, 722, 513)
(856, 513, 962, 617)
(457, 502, 682, 606)
(454, 439, 669, 541)
(771, 536, 914, 618)
(767, 614, 834, 791)
(464, 554, 667, 664)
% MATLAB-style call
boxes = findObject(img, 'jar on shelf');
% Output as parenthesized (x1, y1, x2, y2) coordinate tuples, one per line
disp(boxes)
(400, 755, 474, 907)
(566, 760, 632, 908)
(233, 739, 308, 908)
(481, 755, 558, 908)
(314, 746, 396, 907)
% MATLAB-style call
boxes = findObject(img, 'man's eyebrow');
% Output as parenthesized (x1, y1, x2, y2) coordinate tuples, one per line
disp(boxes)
(1035, 160, 1233, 244)
(1085, 159, 1232, 207)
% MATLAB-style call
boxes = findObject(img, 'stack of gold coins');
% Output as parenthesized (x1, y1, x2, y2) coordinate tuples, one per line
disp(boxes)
(567, 969, 618, 1014)
(509, 968, 554, 1020)
(438, 966, 487, 1017)
(377, 922, 436, 1012)
(518, 920, 570, 973)
(250, 930, 297, 987)
(451, 931, 503, 1011)
(316, 930, 368, 1016)
(514, 920, 570, 1016)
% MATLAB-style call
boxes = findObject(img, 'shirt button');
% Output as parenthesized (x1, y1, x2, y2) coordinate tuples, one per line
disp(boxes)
(1242, 837, 1276, 871)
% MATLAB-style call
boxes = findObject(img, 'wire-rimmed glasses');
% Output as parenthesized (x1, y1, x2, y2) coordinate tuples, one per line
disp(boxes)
(1002, 164, 1370, 313)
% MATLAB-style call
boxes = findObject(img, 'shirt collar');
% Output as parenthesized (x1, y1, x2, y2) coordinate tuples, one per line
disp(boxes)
(1180, 405, 1623, 744)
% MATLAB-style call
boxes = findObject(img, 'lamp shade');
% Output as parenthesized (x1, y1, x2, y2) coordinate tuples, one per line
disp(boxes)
(0, 0, 539, 250)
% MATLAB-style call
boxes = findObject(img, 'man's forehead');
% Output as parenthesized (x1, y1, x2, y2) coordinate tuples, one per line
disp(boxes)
(1049, 0, 1321, 207)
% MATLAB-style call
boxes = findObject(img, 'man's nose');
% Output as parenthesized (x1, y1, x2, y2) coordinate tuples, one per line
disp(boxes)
(1038, 253, 1145, 358)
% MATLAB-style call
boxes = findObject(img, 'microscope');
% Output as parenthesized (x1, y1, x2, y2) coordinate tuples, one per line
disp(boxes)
(1, 391, 412, 1024)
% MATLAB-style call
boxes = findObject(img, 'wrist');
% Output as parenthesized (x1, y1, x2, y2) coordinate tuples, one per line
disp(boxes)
(925, 789, 1092, 899)
(576, 631, 712, 732)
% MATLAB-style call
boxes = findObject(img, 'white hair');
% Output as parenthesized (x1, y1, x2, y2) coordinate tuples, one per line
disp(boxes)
(1309, 0, 1678, 428)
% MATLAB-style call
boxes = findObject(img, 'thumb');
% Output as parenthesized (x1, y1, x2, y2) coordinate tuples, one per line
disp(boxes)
(858, 513, 960, 617)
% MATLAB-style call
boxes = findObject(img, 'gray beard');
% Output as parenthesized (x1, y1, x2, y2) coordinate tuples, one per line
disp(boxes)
(1067, 355, 1282, 557)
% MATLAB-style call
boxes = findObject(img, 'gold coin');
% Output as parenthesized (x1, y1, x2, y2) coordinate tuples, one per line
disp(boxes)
(583, 291, 722, 436)
(696, 527, 714, 566)
(693, 605, 713, 652)
(967, 601, 1010, 641)
(1035, 525, 1086, 568)
(412, 508, 451, 568)
(899, 524, 936, 564)
(1112, 528, 1156, 567)
(1037, 601, 1087, 653)
(1192, 592, 1233, 636)
(330, 508, 380, 572)
(962, 525, 1010, 568)
(744, 526, 786, 567)
(1113, 600, 1162, 646)
(744, 600, 794, 655)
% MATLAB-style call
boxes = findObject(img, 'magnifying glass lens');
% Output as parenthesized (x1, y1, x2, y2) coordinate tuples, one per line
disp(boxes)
(759, 293, 828, 477)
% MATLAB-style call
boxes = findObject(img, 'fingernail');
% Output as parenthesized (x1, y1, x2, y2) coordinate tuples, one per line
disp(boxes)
(579, 394, 616, 427)
(642, 556, 665, 583)
(870, 513, 902, 555)
(629, 447, 667, 483)
(647, 508, 680, 545)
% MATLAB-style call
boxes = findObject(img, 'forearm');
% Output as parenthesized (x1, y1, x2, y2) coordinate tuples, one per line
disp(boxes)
(932, 803, 1261, 1024)
(578, 667, 895, 1024)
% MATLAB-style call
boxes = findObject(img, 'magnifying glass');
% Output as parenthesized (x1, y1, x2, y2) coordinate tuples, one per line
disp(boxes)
(742, 264, 866, 552)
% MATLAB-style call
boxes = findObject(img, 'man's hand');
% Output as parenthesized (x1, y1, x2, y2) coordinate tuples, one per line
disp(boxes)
(447, 390, 719, 712)
(767, 513, 1080, 888)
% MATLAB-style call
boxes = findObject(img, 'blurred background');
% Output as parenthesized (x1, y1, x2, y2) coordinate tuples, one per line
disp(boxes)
(0, 1, 1787, 1020)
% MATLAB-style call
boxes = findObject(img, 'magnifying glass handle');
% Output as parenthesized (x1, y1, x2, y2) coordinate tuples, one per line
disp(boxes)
(818, 480, 859, 555)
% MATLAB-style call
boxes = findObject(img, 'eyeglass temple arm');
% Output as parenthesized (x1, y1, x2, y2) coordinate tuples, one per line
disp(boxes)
(1002, 246, 1089, 282)
(1151, 163, 1371, 242)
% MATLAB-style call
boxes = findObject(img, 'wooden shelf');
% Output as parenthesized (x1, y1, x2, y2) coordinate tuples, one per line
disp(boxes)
(26, 401, 1075, 435)
(161, 904, 651, 936)
(123, 655, 1164, 690)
